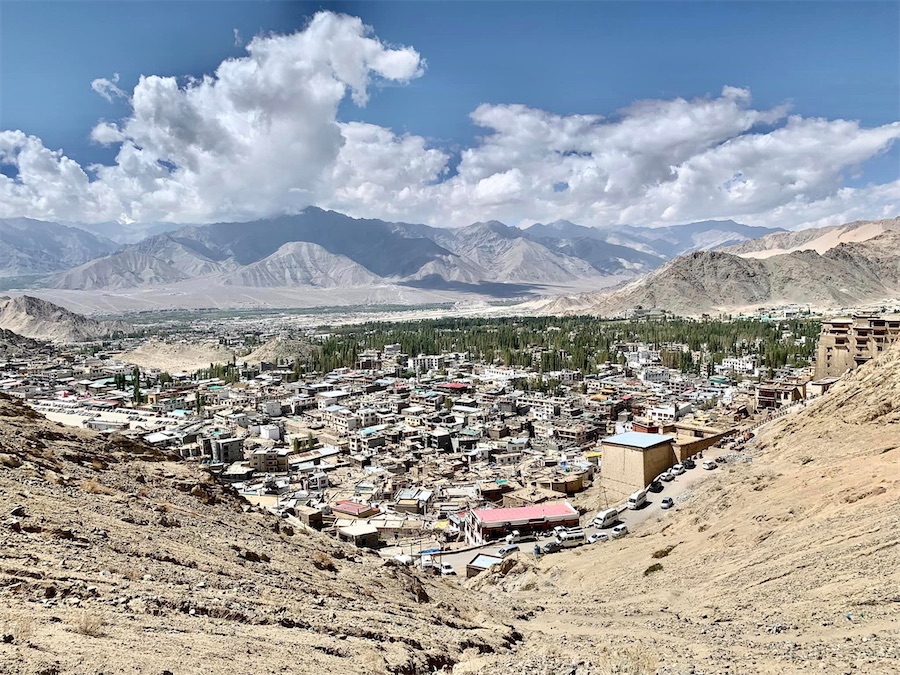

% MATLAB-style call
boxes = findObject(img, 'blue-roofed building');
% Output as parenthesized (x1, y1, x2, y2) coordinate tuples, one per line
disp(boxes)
(601, 431, 676, 499)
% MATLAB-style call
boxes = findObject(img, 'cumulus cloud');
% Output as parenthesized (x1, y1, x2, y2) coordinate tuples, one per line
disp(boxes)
(0, 13, 896, 230)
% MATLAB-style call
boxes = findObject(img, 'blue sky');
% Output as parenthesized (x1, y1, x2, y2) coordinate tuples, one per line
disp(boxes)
(0, 1, 897, 228)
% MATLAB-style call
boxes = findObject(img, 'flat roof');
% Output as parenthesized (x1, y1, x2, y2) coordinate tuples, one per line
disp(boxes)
(468, 554, 504, 569)
(472, 502, 577, 525)
(602, 431, 674, 449)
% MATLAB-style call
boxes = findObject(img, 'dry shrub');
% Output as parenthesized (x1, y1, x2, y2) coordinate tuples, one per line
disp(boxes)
(598, 646, 658, 675)
(80, 479, 112, 495)
(311, 551, 337, 572)
(136, 486, 151, 498)
(74, 610, 103, 635)
(643, 563, 663, 576)
(72, 610, 105, 637)
(3, 614, 35, 644)
(651, 545, 676, 559)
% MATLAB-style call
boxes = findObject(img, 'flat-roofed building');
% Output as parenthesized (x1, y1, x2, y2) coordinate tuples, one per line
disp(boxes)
(463, 501, 579, 544)
(600, 431, 676, 500)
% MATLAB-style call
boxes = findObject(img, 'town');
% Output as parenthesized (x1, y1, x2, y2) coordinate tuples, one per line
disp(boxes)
(3, 310, 898, 576)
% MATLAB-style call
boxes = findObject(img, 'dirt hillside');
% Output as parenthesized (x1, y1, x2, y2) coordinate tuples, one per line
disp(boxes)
(116, 339, 235, 373)
(0, 397, 516, 674)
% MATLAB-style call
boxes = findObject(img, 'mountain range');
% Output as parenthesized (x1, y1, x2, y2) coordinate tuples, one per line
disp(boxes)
(527, 218, 900, 316)
(0, 218, 117, 278)
(1, 209, 782, 293)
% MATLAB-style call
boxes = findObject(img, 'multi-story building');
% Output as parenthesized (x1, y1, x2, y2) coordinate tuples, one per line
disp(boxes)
(815, 315, 900, 378)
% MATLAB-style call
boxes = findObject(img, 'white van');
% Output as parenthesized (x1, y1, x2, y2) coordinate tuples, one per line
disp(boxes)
(592, 508, 619, 529)
(627, 488, 648, 510)
(556, 530, 586, 548)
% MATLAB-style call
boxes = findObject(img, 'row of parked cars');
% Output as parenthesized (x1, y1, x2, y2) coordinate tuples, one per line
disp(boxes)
(499, 522, 630, 557)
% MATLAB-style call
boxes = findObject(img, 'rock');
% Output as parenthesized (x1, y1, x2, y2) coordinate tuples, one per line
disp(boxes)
(6, 517, 21, 532)
(10, 504, 26, 517)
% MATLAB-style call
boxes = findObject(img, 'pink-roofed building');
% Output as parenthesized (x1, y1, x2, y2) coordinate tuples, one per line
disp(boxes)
(332, 499, 380, 519)
(463, 501, 579, 544)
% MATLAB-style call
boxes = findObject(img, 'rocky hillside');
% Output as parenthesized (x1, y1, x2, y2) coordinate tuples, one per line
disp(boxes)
(0, 396, 517, 674)
(224, 242, 383, 288)
(527, 230, 900, 316)
(0, 328, 47, 359)
(244, 337, 317, 365)
(721, 216, 900, 258)
(0, 296, 131, 343)
(464, 344, 900, 674)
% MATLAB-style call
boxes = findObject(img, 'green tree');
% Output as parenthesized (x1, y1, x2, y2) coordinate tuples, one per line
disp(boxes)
(132, 367, 142, 404)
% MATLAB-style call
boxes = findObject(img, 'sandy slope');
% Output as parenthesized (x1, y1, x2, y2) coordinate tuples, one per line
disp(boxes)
(727, 217, 900, 259)
(116, 339, 235, 373)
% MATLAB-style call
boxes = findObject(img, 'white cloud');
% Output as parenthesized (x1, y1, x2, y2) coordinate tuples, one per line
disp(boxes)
(90, 72, 126, 103)
(0, 12, 896, 231)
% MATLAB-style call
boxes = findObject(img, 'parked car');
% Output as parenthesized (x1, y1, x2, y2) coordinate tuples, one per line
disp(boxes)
(682, 458, 696, 470)
(497, 544, 520, 558)
(716, 455, 728, 464)
(505, 530, 537, 545)
(541, 540, 562, 554)
(648, 479, 664, 493)
(440, 563, 457, 576)
(702, 460, 717, 470)
(672, 463, 685, 475)
(611, 524, 629, 538)
(660, 470, 675, 482)
(661, 497, 675, 509)
(588, 532, 611, 544)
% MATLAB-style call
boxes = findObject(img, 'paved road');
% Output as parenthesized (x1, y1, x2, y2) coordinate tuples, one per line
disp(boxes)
(435, 456, 729, 576)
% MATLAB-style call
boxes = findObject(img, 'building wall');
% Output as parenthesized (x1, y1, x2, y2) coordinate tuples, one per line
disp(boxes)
(600, 441, 676, 499)
(815, 316, 900, 379)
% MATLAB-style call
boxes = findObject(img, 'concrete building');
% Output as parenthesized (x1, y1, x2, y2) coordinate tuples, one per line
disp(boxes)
(600, 432, 676, 499)
(815, 315, 900, 379)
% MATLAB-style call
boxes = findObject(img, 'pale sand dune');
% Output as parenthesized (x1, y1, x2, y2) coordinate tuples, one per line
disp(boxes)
(738, 220, 898, 259)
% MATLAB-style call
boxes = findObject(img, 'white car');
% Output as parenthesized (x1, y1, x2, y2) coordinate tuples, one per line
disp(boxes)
(672, 464, 685, 475)
(660, 497, 675, 509)
(702, 460, 717, 470)
(440, 562, 457, 576)
(588, 532, 610, 544)
(611, 524, 629, 538)
(660, 470, 675, 482)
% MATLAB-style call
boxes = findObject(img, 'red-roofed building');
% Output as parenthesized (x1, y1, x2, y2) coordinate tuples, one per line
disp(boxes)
(463, 501, 579, 544)
(435, 382, 471, 393)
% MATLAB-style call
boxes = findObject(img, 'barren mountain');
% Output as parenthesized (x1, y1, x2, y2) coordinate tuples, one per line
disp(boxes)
(524, 219, 782, 259)
(427, 221, 600, 284)
(0, 396, 516, 674)
(527, 230, 900, 316)
(50, 236, 236, 290)
(722, 216, 900, 258)
(0, 296, 131, 343)
(224, 242, 384, 288)
(0, 218, 116, 277)
(465, 343, 900, 674)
